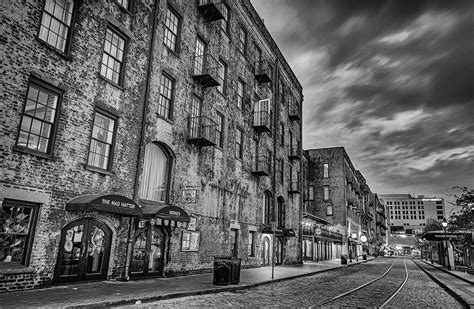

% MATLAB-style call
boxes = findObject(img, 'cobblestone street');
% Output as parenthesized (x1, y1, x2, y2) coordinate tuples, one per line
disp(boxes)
(127, 258, 463, 308)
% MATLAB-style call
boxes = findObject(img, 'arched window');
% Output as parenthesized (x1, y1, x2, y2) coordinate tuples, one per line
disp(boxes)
(277, 197, 285, 228)
(139, 143, 171, 202)
(263, 191, 272, 225)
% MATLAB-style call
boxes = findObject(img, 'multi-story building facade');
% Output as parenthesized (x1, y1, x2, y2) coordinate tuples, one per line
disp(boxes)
(303, 147, 377, 260)
(380, 194, 446, 235)
(1, 0, 303, 292)
(374, 194, 388, 254)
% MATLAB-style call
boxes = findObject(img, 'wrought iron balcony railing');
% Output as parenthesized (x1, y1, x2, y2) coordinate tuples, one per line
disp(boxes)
(289, 143, 302, 160)
(289, 179, 301, 194)
(254, 59, 272, 84)
(192, 53, 221, 88)
(197, 0, 225, 22)
(187, 115, 217, 147)
(288, 97, 301, 121)
(251, 154, 271, 177)
(253, 110, 272, 133)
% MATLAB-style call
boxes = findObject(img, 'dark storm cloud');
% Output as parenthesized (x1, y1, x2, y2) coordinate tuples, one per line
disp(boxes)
(252, 0, 474, 197)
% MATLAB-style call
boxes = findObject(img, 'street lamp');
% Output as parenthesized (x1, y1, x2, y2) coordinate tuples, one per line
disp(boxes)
(441, 218, 451, 270)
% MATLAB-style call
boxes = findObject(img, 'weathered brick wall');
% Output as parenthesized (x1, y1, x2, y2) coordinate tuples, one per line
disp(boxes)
(1, 0, 303, 291)
(1, 0, 153, 291)
(140, 0, 303, 268)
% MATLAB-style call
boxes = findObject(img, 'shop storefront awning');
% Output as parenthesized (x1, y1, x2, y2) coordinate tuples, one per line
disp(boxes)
(142, 204, 190, 222)
(66, 194, 143, 217)
(420, 230, 471, 241)
(261, 226, 296, 237)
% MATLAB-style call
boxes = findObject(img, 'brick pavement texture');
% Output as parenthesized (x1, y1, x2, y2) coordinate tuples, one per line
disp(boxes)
(131, 258, 450, 307)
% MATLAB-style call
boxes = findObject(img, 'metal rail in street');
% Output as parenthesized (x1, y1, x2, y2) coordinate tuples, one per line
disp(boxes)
(318, 258, 408, 307)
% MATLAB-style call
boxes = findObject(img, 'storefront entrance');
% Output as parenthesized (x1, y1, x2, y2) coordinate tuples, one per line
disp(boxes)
(54, 218, 112, 283)
(130, 225, 165, 276)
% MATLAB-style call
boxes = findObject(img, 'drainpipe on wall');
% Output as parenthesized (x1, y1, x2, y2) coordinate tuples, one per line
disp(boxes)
(124, 0, 159, 280)
(272, 61, 279, 264)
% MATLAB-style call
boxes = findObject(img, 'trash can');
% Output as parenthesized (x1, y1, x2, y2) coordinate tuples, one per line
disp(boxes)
(230, 257, 241, 284)
(363, 253, 367, 260)
(213, 256, 232, 285)
(341, 255, 347, 265)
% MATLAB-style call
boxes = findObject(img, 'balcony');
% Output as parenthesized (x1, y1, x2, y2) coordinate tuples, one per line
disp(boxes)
(288, 97, 301, 121)
(254, 59, 272, 84)
(192, 54, 221, 88)
(253, 110, 272, 133)
(251, 154, 271, 177)
(187, 116, 217, 147)
(289, 179, 301, 194)
(197, 0, 225, 22)
(289, 143, 301, 160)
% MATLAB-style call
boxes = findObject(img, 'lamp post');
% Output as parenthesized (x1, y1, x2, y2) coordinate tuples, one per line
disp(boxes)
(441, 218, 451, 270)
(348, 234, 352, 263)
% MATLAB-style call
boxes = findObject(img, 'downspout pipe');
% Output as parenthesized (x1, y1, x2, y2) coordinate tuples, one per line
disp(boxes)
(124, 0, 159, 280)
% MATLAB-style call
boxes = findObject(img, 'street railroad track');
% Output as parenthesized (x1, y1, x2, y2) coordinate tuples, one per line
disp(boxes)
(318, 258, 409, 307)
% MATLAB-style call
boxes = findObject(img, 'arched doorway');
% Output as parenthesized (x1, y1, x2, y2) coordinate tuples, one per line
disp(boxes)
(262, 236, 271, 266)
(130, 225, 166, 277)
(54, 218, 112, 283)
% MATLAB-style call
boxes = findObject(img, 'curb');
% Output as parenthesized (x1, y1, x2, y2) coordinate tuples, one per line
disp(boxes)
(69, 259, 373, 308)
(413, 259, 470, 309)
(418, 259, 473, 285)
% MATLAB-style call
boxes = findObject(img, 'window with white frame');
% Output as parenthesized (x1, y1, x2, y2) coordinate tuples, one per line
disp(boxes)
(38, 0, 74, 52)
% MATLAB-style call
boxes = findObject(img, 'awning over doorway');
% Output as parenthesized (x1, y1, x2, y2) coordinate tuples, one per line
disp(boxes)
(142, 204, 190, 222)
(261, 226, 296, 237)
(66, 194, 143, 217)
(420, 230, 471, 241)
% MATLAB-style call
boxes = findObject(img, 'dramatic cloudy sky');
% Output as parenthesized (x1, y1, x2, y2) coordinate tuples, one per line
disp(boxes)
(252, 0, 474, 207)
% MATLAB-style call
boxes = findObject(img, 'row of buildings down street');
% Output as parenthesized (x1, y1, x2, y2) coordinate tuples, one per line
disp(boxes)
(0, 0, 388, 292)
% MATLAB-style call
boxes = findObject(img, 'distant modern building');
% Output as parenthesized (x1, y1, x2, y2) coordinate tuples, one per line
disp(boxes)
(380, 194, 445, 235)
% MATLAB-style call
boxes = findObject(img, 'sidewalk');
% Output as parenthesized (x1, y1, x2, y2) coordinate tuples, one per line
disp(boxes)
(417, 259, 474, 307)
(0, 258, 372, 308)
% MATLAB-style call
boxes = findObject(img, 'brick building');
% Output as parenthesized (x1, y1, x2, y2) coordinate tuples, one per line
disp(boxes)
(303, 147, 378, 260)
(0, 0, 303, 292)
